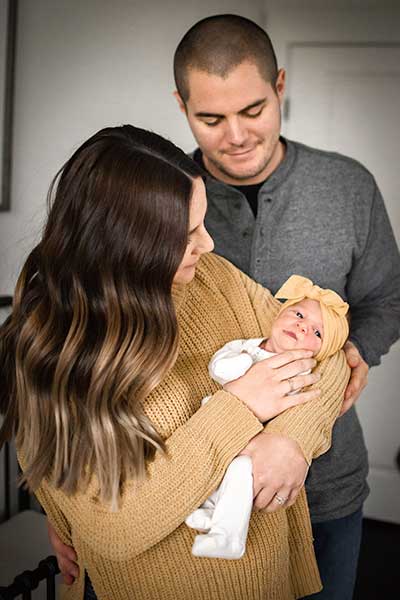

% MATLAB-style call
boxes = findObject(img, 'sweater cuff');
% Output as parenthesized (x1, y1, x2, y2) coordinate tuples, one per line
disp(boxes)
(190, 390, 264, 459)
(264, 351, 349, 463)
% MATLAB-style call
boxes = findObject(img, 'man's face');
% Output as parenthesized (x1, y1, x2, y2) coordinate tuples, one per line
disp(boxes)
(175, 61, 286, 185)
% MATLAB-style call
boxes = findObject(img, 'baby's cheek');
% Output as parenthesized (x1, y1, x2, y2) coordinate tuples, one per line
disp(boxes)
(306, 336, 321, 354)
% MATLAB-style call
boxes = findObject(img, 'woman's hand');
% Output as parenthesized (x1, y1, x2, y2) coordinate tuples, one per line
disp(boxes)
(240, 431, 309, 511)
(224, 349, 320, 421)
(47, 520, 79, 585)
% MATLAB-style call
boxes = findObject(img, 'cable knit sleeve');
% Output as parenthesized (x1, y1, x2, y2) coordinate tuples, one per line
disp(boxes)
(238, 268, 351, 464)
(32, 390, 262, 562)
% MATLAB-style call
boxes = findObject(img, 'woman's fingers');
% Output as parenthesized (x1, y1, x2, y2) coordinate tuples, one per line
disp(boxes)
(263, 349, 314, 369)
(58, 557, 79, 584)
(281, 387, 321, 409)
(272, 358, 317, 382)
(281, 372, 321, 395)
(47, 520, 79, 584)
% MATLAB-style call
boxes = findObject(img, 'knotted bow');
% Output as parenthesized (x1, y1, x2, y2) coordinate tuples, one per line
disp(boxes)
(275, 275, 349, 318)
(275, 275, 349, 361)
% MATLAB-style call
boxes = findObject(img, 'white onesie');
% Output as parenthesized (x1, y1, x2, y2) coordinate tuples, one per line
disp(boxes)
(185, 338, 278, 560)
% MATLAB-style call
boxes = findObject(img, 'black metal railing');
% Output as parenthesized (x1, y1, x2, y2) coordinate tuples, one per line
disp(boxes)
(0, 556, 60, 600)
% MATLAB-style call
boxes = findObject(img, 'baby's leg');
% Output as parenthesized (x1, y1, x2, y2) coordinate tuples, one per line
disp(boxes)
(185, 492, 218, 532)
(191, 455, 253, 559)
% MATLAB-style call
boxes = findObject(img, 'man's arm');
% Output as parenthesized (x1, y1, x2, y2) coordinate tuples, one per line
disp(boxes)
(339, 183, 399, 415)
(347, 184, 400, 367)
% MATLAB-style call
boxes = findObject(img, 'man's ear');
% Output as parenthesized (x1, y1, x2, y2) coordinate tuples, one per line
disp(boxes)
(275, 69, 286, 103)
(173, 90, 187, 114)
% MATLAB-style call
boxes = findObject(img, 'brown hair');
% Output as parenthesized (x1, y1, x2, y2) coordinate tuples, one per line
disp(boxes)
(174, 14, 278, 103)
(0, 125, 203, 507)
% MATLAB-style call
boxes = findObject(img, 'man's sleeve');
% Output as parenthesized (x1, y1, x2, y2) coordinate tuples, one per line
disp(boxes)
(346, 183, 400, 366)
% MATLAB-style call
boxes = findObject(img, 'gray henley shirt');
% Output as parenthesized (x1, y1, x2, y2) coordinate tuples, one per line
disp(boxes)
(200, 137, 400, 522)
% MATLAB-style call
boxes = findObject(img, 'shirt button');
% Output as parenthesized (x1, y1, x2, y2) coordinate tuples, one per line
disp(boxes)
(266, 198, 272, 203)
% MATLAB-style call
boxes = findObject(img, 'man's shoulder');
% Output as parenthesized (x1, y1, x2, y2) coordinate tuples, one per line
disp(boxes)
(288, 138, 375, 183)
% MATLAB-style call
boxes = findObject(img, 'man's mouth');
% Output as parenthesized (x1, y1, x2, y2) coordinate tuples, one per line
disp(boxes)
(225, 147, 256, 157)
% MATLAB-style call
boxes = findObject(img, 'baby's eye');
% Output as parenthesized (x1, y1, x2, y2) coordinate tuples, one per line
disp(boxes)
(314, 330, 321, 338)
(296, 311, 303, 318)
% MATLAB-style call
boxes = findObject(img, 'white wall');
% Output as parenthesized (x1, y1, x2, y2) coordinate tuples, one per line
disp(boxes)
(264, 0, 400, 84)
(0, 0, 264, 295)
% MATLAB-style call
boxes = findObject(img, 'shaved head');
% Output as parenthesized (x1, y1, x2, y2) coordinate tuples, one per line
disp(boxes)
(174, 14, 278, 103)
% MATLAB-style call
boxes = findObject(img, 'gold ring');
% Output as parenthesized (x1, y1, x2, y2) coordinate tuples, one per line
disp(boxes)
(275, 494, 288, 505)
(287, 378, 296, 394)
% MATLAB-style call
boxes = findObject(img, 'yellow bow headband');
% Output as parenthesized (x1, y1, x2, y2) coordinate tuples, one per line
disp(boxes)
(275, 275, 349, 361)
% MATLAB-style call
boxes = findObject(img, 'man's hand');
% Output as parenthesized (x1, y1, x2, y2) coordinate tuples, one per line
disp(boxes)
(340, 341, 368, 416)
(47, 520, 79, 585)
(240, 431, 309, 511)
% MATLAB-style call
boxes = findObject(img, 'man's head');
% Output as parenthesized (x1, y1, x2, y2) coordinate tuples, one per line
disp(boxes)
(173, 14, 286, 185)
(174, 14, 278, 104)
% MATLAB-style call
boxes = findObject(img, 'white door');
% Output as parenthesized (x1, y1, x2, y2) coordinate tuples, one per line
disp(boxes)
(285, 45, 400, 523)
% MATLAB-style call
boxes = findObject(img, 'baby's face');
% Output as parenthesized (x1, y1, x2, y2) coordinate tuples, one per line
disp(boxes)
(269, 299, 324, 355)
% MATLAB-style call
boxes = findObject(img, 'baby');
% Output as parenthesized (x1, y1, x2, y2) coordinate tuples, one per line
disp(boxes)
(185, 275, 349, 560)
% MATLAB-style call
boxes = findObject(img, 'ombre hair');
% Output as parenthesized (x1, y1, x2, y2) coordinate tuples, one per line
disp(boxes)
(0, 125, 203, 507)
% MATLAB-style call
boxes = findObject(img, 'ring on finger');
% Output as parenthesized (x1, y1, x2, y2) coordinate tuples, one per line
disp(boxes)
(287, 377, 296, 394)
(275, 493, 288, 505)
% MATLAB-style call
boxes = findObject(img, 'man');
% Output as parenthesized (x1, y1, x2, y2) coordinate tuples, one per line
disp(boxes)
(172, 13, 400, 600)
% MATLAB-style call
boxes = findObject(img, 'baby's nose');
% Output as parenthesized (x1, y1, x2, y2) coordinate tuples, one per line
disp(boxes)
(297, 321, 307, 333)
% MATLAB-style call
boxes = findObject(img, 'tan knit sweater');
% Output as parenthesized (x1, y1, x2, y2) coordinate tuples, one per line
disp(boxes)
(32, 254, 350, 600)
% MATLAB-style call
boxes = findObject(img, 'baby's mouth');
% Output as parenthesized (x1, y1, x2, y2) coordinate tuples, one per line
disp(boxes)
(283, 330, 297, 340)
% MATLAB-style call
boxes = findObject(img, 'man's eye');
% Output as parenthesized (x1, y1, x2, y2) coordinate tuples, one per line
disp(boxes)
(203, 120, 220, 127)
(296, 311, 303, 318)
(246, 107, 263, 118)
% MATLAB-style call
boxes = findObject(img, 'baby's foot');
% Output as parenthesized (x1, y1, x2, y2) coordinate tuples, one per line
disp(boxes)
(192, 532, 245, 559)
(185, 508, 213, 532)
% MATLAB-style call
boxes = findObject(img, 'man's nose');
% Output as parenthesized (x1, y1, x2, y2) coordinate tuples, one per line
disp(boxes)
(225, 117, 247, 145)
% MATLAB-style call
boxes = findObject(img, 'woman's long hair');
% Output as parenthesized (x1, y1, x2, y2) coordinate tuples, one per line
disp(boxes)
(0, 125, 203, 507)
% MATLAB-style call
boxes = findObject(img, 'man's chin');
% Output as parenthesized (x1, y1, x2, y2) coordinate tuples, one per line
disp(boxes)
(212, 160, 268, 184)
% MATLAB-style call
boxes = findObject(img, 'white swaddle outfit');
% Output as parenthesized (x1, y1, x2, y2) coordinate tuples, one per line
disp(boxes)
(185, 338, 288, 560)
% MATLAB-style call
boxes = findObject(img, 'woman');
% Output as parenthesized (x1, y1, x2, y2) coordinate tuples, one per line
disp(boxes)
(0, 125, 349, 600)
